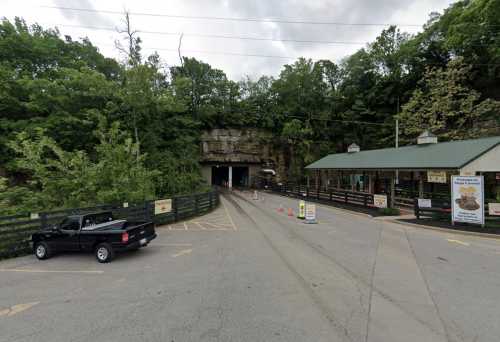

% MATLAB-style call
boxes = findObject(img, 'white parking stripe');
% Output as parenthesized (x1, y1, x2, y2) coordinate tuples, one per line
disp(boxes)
(0, 268, 104, 274)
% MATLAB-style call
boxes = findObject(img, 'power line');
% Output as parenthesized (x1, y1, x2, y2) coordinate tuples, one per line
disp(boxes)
(45, 23, 368, 46)
(40, 5, 424, 27)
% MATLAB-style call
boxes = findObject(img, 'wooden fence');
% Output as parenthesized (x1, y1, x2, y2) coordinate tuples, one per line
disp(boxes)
(269, 183, 376, 208)
(0, 190, 219, 259)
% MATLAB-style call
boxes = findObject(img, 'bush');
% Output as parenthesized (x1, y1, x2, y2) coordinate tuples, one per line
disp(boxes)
(379, 207, 400, 216)
(0, 118, 159, 215)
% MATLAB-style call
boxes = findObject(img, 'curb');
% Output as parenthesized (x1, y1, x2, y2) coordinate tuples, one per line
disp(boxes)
(388, 219, 500, 240)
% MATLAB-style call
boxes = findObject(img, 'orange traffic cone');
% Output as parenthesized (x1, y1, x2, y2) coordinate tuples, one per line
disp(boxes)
(288, 208, 294, 216)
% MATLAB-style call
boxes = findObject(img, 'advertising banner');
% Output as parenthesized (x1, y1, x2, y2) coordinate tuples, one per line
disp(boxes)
(427, 171, 447, 183)
(373, 194, 388, 209)
(451, 176, 484, 225)
(155, 199, 172, 215)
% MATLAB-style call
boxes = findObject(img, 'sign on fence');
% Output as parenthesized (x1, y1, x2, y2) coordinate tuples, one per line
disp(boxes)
(30, 213, 39, 220)
(418, 198, 432, 208)
(427, 171, 447, 183)
(305, 204, 316, 224)
(489, 203, 500, 216)
(451, 176, 484, 225)
(155, 199, 172, 215)
(373, 194, 388, 208)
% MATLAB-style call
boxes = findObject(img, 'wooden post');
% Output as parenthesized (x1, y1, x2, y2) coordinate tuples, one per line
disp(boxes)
(418, 172, 424, 198)
(390, 172, 396, 208)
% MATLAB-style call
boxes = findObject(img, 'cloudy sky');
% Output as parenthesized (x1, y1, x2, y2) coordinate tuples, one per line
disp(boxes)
(2, 0, 455, 80)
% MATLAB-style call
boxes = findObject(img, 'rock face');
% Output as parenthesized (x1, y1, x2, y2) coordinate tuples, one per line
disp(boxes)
(200, 128, 286, 182)
(201, 128, 273, 164)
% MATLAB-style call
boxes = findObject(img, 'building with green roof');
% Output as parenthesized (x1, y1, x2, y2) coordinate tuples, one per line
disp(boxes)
(305, 132, 500, 207)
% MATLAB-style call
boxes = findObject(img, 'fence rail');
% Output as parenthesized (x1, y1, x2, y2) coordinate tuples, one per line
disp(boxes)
(413, 198, 499, 222)
(269, 183, 376, 209)
(0, 189, 219, 259)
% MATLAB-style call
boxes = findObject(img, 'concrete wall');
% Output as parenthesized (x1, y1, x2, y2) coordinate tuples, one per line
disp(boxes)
(201, 165, 212, 185)
(460, 144, 500, 175)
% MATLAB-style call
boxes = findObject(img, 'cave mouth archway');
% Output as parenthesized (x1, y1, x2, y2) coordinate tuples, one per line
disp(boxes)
(211, 166, 229, 186)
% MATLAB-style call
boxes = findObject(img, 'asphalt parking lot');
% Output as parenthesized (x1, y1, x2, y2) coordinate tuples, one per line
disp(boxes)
(2, 191, 500, 342)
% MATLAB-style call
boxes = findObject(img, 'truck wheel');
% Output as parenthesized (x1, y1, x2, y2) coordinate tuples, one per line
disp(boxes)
(95, 243, 115, 263)
(34, 242, 51, 260)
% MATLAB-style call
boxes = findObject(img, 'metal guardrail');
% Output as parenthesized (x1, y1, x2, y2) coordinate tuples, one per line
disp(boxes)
(0, 189, 219, 259)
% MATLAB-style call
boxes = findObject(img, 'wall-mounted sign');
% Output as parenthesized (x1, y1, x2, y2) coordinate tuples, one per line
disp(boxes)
(418, 198, 432, 208)
(373, 194, 388, 208)
(305, 204, 317, 223)
(489, 203, 500, 216)
(451, 176, 484, 225)
(155, 199, 172, 215)
(428, 171, 447, 183)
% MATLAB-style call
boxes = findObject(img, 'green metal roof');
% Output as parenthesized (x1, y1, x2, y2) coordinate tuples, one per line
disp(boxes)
(306, 136, 500, 170)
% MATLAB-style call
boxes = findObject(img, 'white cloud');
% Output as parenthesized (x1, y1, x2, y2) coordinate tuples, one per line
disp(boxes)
(2, 0, 455, 80)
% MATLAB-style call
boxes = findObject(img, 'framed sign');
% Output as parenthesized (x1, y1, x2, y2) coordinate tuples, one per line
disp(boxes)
(305, 204, 316, 223)
(489, 203, 500, 216)
(428, 171, 447, 183)
(451, 176, 484, 225)
(155, 199, 172, 215)
(373, 194, 388, 208)
(418, 198, 432, 208)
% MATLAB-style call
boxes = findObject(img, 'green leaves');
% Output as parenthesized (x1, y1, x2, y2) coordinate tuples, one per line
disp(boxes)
(0, 119, 158, 214)
(399, 57, 500, 141)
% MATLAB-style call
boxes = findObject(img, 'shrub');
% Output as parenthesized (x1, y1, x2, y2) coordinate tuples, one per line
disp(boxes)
(379, 207, 400, 216)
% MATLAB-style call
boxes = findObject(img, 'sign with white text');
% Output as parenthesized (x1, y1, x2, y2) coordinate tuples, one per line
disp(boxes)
(373, 194, 388, 209)
(305, 204, 316, 223)
(418, 198, 432, 208)
(451, 176, 484, 225)
(155, 199, 172, 215)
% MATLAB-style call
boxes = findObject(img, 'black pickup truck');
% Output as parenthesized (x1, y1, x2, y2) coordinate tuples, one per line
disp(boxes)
(32, 211, 156, 263)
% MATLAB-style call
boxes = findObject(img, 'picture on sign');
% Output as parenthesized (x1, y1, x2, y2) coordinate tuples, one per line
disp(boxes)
(418, 198, 432, 208)
(451, 176, 484, 225)
(427, 171, 447, 183)
(155, 199, 172, 215)
(373, 194, 388, 209)
(489, 203, 500, 216)
(305, 204, 316, 223)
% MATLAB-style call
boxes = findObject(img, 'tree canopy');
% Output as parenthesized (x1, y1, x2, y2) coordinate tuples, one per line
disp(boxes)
(1, 0, 499, 214)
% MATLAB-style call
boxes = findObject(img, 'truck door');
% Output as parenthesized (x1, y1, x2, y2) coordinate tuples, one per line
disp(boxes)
(58, 217, 81, 251)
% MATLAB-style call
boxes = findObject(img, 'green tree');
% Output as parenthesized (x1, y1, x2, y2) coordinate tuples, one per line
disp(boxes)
(398, 57, 500, 140)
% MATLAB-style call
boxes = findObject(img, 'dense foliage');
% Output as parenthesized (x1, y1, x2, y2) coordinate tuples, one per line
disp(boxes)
(1, 0, 499, 214)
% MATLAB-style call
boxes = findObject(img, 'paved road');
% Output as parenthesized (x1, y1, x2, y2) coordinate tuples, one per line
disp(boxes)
(1, 190, 500, 342)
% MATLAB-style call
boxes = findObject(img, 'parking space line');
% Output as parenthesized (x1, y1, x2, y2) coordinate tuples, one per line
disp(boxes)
(0, 302, 39, 317)
(0, 268, 104, 274)
(154, 243, 193, 247)
(171, 249, 192, 258)
(447, 239, 470, 246)
(222, 199, 238, 231)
